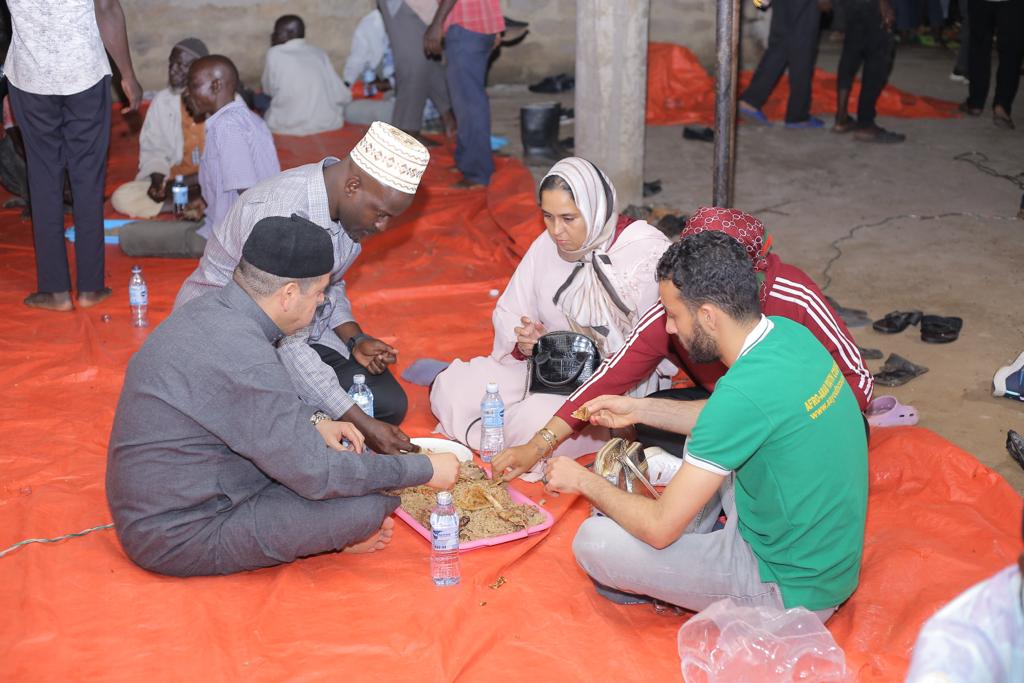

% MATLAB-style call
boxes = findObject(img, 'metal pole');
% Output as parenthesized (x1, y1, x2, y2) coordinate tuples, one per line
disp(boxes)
(713, 0, 741, 207)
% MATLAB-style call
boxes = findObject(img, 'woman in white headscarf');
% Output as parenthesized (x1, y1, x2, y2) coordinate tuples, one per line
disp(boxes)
(429, 158, 673, 474)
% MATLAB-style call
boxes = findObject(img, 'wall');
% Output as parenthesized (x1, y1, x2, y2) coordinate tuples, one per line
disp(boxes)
(123, 0, 768, 92)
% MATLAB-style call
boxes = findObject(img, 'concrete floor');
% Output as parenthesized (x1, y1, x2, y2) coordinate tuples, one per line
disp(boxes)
(488, 38, 1024, 494)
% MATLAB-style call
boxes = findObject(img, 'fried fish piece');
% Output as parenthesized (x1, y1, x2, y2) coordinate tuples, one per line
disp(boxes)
(571, 406, 591, 421)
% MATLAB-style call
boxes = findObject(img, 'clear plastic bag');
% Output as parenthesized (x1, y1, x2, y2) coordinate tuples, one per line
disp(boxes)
(678, 598, 849, 683)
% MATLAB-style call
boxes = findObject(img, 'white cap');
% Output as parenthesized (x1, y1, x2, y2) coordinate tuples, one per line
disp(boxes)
(486, 382, 499, 393)
(436, 490, 453, 505)
(349, 121, 430, 195)
(353, 374, 366, 384)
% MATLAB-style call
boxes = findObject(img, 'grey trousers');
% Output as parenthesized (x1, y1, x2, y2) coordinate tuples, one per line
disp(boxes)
(119, 220, 207, 258)
(138, 483, 400, 576)
(572, 477, 838, 622)
(344, 97, 396, 126)
(378, 0, 451, 132)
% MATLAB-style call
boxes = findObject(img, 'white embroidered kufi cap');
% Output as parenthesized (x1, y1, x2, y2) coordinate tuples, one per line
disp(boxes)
(349, 121, 430, 195)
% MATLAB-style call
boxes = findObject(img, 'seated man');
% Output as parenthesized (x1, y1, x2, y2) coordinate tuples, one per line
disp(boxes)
(111, 38, 208, 227)
(493, 207, 872, 480)
(261, 14, 351, 136)
(543, 231, 868, 618)
(120, 55, 280, 258)
(905, 505, 1024, 682)
(107, 215, 460, 576)
(175, 121, 429, 454)
(342, 4, 452, 133)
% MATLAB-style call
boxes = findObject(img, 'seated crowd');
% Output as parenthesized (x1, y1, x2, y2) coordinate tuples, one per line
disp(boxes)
(106, 100, 875, 627)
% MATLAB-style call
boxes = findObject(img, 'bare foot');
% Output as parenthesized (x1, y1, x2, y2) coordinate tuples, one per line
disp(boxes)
(24, 291, 73, 311)
(343, 516, 395, 554)
(77, 287, 113, 308)
(441, 110, 457, 138)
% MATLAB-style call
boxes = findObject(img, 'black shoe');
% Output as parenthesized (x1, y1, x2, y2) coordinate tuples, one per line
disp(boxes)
(528, 73, 574, 93)
(873, 353, 929, 387)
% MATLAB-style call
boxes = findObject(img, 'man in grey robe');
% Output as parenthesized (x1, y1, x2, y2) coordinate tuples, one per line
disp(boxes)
(107, 214, 459, 576)
(174, 121, 430, 455)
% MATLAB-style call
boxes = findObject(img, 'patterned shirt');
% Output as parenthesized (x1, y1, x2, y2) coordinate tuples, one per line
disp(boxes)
(4, 0, 111, 96)
(444, 0, 505, 35)
(198, 100, 280, 240)
(175, 158, 362, 418)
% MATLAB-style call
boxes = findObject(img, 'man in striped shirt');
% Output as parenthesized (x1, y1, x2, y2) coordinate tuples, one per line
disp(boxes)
(493, 207, 872, 480)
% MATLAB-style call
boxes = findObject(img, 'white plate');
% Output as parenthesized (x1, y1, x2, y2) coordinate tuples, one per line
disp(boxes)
(409, 437, 474, 462)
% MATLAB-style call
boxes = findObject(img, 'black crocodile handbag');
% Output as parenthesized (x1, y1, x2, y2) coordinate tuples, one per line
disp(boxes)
(528, 331, 602, 396)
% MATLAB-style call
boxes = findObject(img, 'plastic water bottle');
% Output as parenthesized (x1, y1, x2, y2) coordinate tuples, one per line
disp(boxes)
(362, 68, 377, 97)
(171, 174, 188, 218)
(430, 490, 460, 586)
(480, 381, 505, 463)
(348, 374, 374, 418)
(128, 265, 148, 328)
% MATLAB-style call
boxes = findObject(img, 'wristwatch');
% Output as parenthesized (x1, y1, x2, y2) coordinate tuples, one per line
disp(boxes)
(310, 410, 331, 426)
(345, 332, 370, 354)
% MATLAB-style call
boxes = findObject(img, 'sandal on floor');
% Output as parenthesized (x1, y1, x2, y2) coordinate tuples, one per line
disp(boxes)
(831, 117, 858, 133)
(872, 310, 922, 334)
(866, 395, 919, 427)
(858, 346, 884, 360)
(958, 101, 983, 116)
(920, 315, 963, 343)
(873, 353, 929, 387)
(825, 296, 871, 327)
(1008, 430, 1024, 472)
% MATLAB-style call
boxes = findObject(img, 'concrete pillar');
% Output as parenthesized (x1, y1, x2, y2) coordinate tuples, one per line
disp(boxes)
(575, 0, 650, 206)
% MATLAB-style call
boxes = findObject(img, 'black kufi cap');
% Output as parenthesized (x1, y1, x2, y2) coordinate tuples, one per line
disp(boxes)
(242, 214, 334, 278)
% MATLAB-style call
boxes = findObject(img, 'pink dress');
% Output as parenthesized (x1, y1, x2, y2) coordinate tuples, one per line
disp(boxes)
(430, 219, 673, 468)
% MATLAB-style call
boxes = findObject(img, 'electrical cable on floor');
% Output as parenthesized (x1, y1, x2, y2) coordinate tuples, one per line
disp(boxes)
(822, 151, 1023, 292)
(953, 151, 1024, 190)
(0, 523, 114, 559)
(820, 211, 1018, 292)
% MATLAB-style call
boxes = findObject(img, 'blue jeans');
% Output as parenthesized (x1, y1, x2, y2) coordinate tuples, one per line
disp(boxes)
(444, 24, 495, 185)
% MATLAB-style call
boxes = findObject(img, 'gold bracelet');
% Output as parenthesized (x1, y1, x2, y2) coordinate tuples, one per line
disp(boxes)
(536, 428, 558, 454)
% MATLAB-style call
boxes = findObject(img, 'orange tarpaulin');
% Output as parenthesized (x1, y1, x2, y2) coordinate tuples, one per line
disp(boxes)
(645, 42, 959, 126)
(1, 115, 1019, 682)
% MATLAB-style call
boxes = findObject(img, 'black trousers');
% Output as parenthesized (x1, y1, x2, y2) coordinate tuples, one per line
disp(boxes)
(966, 0, 1024, 114)
(8, 76, 111, 293)
(836, 0, 895, 127)
(741, 0, 822, 123)
(634, 386, 712, 458)
(311, 344, 409, 426)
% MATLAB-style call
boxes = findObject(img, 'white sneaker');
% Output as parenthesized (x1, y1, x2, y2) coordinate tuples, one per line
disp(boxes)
(993, 350, 1024, 399)
(949, 72, 969, 84)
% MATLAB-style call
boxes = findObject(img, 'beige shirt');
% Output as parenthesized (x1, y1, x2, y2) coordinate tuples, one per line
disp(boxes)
(261, 38, 351, 136)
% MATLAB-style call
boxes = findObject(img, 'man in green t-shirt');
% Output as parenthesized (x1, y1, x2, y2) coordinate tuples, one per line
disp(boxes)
(543, 231, 868, 620)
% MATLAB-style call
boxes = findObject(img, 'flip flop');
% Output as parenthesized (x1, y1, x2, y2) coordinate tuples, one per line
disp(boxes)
(873, 353, 929, 387)
(872, 310, 923, 334)
(825, 296, 871, 328)
(738, 101, 772, 126)
(1008, 430, 1024, 472)
(920, 315, 963, 343)
(858, 346, 883, 360)
(866, 395, 919, 427)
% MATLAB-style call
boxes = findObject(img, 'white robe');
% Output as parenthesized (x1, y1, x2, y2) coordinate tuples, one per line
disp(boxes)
(262, 39, 351, 136)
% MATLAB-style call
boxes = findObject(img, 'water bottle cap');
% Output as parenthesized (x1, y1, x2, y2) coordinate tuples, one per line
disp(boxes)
(486, 382, 498, 393)
(436, 490, 453, 505)
(131, 265, 141, 273)
(353, 374, 366, 385)
(175, 174, 184, 182)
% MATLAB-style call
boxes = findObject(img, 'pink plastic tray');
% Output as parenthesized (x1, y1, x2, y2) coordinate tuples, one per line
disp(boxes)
(395, 487, 555, 552)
